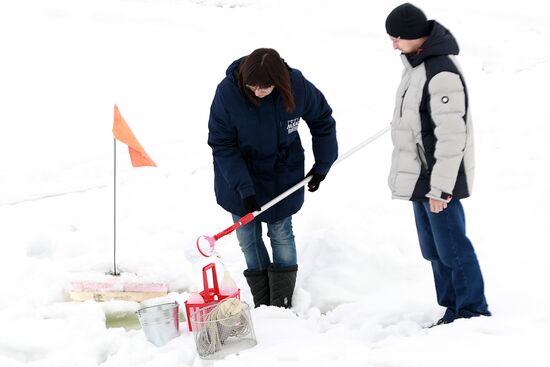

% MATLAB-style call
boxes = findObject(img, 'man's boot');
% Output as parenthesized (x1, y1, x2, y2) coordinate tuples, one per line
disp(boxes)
(268, 264, 298, 308)
(243, 269, 270, 307)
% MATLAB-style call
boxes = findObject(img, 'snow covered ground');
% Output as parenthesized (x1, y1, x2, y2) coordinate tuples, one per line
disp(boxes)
(1, 0, 549, 366)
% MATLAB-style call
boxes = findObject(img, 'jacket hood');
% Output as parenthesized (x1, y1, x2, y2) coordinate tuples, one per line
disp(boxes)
(225, 57, 244, 84)
(406, 21, 459, 67)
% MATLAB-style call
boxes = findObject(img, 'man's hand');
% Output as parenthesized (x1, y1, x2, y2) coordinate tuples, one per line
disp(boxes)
(429, 197, 451, 213)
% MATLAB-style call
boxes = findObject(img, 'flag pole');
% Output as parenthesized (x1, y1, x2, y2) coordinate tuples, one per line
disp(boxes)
(113, 138, 119, 276)
(66, 123, 169, 302)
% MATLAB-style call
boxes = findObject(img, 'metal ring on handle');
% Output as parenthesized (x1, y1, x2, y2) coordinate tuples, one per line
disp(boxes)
(196, 235, 216, 257)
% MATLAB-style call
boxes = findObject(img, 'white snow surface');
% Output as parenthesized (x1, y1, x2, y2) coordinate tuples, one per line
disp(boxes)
(1, 0, 549, 366)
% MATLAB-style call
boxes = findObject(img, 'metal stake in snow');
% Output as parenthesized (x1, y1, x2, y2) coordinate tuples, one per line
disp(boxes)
(112, 138, 119, 276)
(196, 125, 391, 257)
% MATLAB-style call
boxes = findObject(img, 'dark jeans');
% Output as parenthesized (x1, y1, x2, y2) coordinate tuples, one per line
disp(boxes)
(413, 200, 491, 322)
(232, 214, 297, 272)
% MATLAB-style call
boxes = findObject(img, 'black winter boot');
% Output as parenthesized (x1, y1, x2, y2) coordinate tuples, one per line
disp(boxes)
(243, 269, 270, 307)
(268, 264, 298, 308)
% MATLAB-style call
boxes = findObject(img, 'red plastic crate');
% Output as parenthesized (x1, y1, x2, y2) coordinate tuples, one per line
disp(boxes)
(184, 263, 240, 331)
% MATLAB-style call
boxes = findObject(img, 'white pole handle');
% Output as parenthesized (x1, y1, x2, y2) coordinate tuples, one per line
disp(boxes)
(254, 124, 391, 215)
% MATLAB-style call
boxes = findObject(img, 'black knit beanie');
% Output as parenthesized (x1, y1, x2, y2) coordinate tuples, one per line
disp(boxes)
(385, 3, 430, 40)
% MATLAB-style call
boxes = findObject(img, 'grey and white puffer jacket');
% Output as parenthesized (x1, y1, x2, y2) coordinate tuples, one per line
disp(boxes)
(388, 21, 475, 202)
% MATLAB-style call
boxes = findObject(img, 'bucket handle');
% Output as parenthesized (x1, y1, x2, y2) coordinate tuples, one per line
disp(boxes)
(202, 263, 219, 298)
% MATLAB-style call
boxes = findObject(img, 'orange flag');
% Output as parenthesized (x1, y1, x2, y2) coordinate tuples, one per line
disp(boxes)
(112, 105, 157, 167)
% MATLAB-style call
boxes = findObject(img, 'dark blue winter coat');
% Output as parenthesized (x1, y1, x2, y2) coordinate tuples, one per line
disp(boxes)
(208, 58, 338, 223)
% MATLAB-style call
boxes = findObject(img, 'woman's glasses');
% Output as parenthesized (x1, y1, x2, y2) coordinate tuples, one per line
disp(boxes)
(245, 84, 275, 93)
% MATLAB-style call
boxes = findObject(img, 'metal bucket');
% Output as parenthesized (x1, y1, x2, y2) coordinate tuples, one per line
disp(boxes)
(136, 301, 180, 346)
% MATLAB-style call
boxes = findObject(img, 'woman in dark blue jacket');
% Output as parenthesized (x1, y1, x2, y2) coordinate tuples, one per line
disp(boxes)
(208, 48, 338, 308)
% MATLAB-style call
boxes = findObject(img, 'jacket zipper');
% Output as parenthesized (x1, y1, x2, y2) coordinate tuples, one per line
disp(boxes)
(399, 88, 408, 117)
(416, 143, 430, 174)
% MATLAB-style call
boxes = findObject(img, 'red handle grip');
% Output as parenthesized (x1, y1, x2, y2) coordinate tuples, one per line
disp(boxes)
(213, 212, 255, 240)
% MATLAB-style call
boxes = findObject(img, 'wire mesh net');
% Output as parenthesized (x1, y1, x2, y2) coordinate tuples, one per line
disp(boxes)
(190, 299, 257, 359)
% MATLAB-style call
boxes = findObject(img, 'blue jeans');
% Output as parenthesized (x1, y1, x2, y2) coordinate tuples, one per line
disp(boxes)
(231, 214, 297, 272)
(413, 200, 491, 322)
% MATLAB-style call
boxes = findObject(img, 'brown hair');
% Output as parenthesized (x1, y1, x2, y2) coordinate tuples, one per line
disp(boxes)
(238, 48, 296, 113)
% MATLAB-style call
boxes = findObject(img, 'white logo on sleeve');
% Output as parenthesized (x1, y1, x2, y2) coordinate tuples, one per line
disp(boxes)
(286, 117, 300, 134)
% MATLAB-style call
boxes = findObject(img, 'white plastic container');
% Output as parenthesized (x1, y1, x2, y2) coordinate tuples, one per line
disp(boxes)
(219, 271, 238, 296)
(187, 291, 205, 304)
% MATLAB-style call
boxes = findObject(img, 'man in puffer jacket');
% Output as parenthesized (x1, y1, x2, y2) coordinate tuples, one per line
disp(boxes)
(208, 48, 338, 309)
(385, 3, 491, 325)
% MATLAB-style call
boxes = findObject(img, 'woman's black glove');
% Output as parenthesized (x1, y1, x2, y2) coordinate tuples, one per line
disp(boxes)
(243, 195, 261, 213)
(306, 168, 326, 192)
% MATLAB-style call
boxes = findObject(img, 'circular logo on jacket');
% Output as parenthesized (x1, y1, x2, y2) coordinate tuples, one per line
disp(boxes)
(441, 96, 449, 104)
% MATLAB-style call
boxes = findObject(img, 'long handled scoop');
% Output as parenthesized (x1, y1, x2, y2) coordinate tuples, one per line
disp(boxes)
(197, 125, 391, 257)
